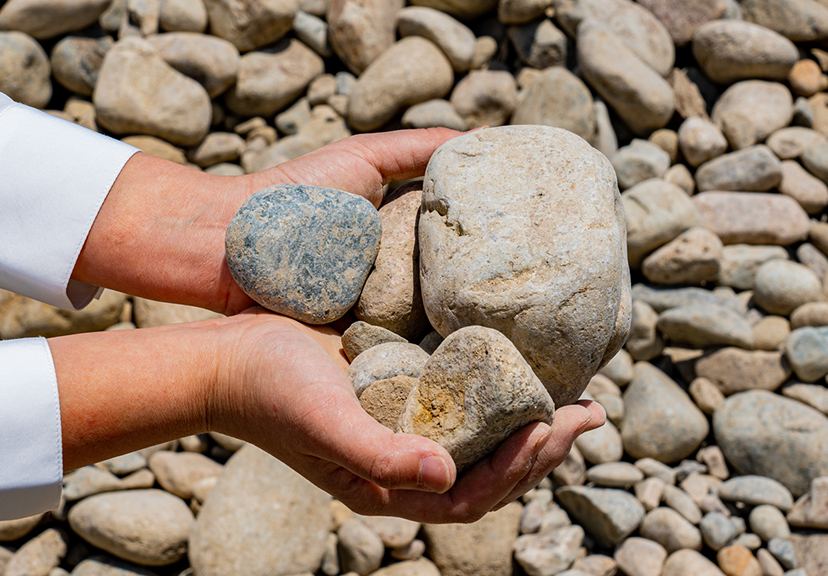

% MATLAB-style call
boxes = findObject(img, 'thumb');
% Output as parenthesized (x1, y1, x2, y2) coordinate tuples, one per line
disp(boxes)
(304, 386, 457, 493)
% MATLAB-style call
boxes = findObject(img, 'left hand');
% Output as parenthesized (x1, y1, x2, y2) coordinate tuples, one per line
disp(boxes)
(71, 128, 462, 316)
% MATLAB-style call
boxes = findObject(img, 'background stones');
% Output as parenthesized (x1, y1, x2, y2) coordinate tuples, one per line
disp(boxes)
(3, 2, 828, 575)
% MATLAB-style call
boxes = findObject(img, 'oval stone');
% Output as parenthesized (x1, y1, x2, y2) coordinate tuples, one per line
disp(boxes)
(225, 184, 381, 324)
(419, 126, 631, 407)
(714, 390, 828, 497)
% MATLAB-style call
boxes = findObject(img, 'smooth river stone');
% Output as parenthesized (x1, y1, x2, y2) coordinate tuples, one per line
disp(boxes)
(399, 326, 555, 473)
(225, 184, 381, 324)
(692, 192, 811, 245)
(419, 126, 631, 407)
(714, 390, 828, 497)
(189, 446, 331, 576)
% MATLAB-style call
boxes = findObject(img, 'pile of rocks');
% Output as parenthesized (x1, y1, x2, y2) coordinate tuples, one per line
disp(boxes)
(1, 0, 828, 575)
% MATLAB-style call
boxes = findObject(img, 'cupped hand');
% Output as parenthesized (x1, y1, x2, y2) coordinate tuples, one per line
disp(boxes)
(209, 308, 605, 524)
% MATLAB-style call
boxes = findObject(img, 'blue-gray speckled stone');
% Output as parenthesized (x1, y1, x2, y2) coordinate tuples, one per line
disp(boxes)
(225, 184, 382, 324)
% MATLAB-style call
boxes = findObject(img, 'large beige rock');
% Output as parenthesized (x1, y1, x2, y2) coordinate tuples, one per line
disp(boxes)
(555, 0, 675, 76)
(226, 38, 324, 117)
(637, 0, 726, 46)
(348, 37, 453, 132)
(419, 126, 630, 407)
(189, 446, 331, 576)
(740, 0, 828, 42)
(577, 19, 674, 136)
(93, 38, 211, 147)
(327, 0, 404, 75)
(0, 0, 111, 39)
(203, 0, 297, 52)
(51, 35, 113, 97)
(355, 183, 430, 339)
(399, 326, 555, 472)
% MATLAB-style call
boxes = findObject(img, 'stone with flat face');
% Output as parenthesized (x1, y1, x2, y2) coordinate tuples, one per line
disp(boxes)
(419, 126, 630, 407)
(225, 184, 381, 324)
(399, 326, 555, 473)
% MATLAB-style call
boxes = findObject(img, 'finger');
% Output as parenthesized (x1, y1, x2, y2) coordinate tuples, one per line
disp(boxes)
(493, 401, 607, 509)
(346, 420, 553, 523)
(297, 384, 457, 494)
(249, 128, 463, 207)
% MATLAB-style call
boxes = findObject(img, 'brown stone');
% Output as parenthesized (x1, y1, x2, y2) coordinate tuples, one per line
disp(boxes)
(327, 0, 403, 75)
(693, 192, 810, 246)
(359, 375, 417, 430)
(695, 348, 791, 395)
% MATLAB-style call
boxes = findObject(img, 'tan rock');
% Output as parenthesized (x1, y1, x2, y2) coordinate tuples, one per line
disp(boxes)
(767, 126, 826, 159)
(187, 132, 245, 168)
(556, 0, 674, 76)
(359, 375, 417, 430)
(122, 135, 187, 164)
(692, 20, 798, 84)
(779, 159, 828, 215)
(94, 38, 211, 147)
(397, 6, 475, 72)
(623, 180, 703, 268)
(641, 227, 722, 286)
(689, 377, 725, 415)
(348, 37, 453, 132)
(716, 545, 762, 576)
(348, 342, 430, 397)
(146, 32, 240, 98)
(0, 289, 127, 339)
(668, 68, 709, 121)
(0, 0, 111, 39)
(148, 451, 224, 499)
(637, 0, 726, 46)
(791, 301, 828, 328)
(790, 58, 828, 97)
(0, 31, 51, 108)
(450, 69, 518, 129)
(678, 117, 728, 168)
(753, 315, 790, 350)
(132, 298, 223, 328)
(399, 326, 555, 472)
(203, 0, 296, 52)
(663, 549, 726, 576)
(341, 321, 407, 362)
(356, 183, 430, 339)
(577, 19, 674, 135)
(226, 39, 324, 117)
(512, 67, 595, 143)
(160, 0, 208, 32)
(712, 80, 793, 150)
(328, 0, 403, 75)
(626, 300, 665, 362)
(0, 514, 43, 542)
(693, 192, 811, 245)
(695, 348, 791, 395)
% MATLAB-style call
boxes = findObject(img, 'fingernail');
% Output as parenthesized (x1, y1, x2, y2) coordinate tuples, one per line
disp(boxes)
(418, 456, 451, 493)
(466, 125, 489, 133)
(575, 405, 593, 434)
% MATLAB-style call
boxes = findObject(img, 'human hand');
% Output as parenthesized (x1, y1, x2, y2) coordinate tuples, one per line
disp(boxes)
(71, 128, 462, 316)
(208, 309, 606, 523)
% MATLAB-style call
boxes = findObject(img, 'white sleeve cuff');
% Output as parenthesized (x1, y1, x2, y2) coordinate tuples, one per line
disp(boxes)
(0, 94, 138, 310)
(0, 338, 63, 520)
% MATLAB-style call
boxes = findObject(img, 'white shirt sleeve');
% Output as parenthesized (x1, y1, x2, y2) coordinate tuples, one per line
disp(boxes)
(0, 92, 139, 519)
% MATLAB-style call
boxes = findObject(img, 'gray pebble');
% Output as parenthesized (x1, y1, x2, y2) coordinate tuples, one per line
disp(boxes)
(225, 184, 381, 325)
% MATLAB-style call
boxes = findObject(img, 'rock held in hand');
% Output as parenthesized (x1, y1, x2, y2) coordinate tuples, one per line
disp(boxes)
(399, 326, 555, 473)
(419, 125, 630, 408)
(225, 184, 381, 324)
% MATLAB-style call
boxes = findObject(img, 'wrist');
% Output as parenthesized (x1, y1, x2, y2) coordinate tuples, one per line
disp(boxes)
(49, 321, 219, 471)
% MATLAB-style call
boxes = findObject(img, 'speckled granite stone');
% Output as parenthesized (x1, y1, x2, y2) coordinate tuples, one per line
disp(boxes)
(399, 326, 555, 473)
(225, 184, 382, 324)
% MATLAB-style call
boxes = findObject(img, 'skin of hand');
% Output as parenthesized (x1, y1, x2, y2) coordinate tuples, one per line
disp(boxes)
(55, 128, 607, 523)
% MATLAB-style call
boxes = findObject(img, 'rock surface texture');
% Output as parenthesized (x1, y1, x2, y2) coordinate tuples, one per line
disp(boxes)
(419, 126, 630, 407)
(399, 326, 555, 472)
(225, 184, 381, 324)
